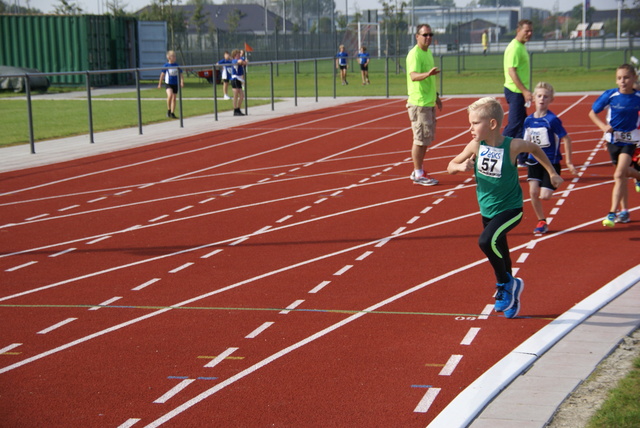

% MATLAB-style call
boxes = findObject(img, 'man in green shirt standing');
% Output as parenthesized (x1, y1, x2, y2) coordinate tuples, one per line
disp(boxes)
(503, 19, 533, 142)
(406, 23, 442, 186)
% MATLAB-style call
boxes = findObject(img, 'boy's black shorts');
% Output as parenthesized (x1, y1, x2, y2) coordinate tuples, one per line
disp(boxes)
(527, 162, 561, 190)
(607, 143, 636, 165)
(165, 83, 178, 94)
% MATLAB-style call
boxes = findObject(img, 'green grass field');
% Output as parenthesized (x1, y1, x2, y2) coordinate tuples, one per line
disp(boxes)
(0, 50, 624, 147)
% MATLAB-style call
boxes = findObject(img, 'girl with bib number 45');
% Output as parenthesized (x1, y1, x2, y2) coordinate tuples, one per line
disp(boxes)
(588, 64, 640, 227)
(448, 97, 563, 319)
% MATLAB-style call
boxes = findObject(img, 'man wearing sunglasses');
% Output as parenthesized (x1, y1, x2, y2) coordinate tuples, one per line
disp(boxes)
(406, 24, 443, 186)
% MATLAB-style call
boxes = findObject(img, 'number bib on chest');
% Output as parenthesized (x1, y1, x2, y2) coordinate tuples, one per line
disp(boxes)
(527, 127, 551, 148)
(477, 145, 505, 178)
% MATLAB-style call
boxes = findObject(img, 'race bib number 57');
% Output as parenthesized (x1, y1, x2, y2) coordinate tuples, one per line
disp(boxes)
(477, 145, 505, 178)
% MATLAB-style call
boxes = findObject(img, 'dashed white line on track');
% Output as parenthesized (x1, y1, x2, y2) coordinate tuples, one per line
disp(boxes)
(37, 318, 77, 334)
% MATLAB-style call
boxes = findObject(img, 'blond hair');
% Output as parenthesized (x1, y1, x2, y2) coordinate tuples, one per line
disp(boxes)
(534, 81, 555, 98)
(468, 97, 504, 129)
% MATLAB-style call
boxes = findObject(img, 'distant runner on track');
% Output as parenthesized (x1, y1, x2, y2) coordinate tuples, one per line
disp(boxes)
(588, 63, 640, 227)
(447, 97, 563, 318)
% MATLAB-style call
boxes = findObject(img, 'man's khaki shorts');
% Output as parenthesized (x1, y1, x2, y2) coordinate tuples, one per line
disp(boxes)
(407, 103, 436, 147)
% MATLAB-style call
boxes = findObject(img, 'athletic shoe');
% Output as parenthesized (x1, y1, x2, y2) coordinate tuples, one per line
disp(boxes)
(233, 109, 245, 116)
(504, 277, 524, 319)
(410, 171, 439, 186)
(223, 95, 231, 100)
(602, 213, 616, 227)
(170, 113, 177, 119)
(616, 210, 630, 224)
(533, 220, 548, 234)
(494, 274, 516, 312)
(635, 180, 640, 193)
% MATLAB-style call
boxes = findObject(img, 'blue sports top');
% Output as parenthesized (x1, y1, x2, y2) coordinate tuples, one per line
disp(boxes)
(592, 89, 640, 145)
(217, 58, 233, 79)
(358, 52, 370, 65)
(336, 51, 348, 66)
(232, 59, 244, 81)
(162, 62, 181, 85)
(523, 110, 568, 164)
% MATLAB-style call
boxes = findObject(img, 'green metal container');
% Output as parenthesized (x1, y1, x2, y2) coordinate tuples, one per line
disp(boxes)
(0, 14, 137, 86)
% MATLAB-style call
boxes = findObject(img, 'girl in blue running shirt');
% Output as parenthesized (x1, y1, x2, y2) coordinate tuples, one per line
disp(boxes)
(524, 82, 577, 234)
(358, 46, 370, 85)
(588, 64, 640, 227)
(336, 45, 349, 85)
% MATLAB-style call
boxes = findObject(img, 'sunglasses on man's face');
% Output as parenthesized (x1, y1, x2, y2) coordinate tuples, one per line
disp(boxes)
(419, 33, 434, 37)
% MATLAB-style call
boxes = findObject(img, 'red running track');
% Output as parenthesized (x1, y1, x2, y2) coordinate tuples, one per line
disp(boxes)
(1, 96, 638, 427)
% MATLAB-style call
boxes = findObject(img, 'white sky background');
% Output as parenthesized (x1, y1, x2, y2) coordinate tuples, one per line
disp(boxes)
(18, 0, 626, 17)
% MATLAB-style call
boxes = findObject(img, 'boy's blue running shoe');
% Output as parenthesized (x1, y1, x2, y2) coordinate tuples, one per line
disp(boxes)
(505, 277, 524, 319)
(602, 213, 616, 228)
(494, 275, 516, 312)
(636, 180, 640, 193)
(615, 210, 630, 224)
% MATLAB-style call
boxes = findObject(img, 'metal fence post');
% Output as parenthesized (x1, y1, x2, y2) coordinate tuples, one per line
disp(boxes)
(86, 72, 94, 144)
(25, 74, 35, 154)
(294, 60, 298, 107)
(135, 69, 143, 135)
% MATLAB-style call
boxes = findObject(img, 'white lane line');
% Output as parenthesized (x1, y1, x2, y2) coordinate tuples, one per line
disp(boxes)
(296, 206, 311, 213)
(153, 379, 196, 403)
(479, 305, 493, 320)
(314, 198, 327, 204)
(199, 197, 215, 204)
(421, 206, 432, 214)
(460, 328, 480, 346)
(149, 215, 169, 223)
(439, 355, 463, 376)
(115, 190, 132, 196)
(49, 248, 76, 258)
(276, 215, 293, 223)
(414, 387, 441, 413)
(169, 263, 193, 273)
(204, 347, 239, 368)
(433, 198, 444, 205)
(175, 206, 193, 213)
(138, 183, 154, 189)
(516, 253, 529, 264)
(407, 216, 420, 224)
(280, 300, 304, 314)
(0, 343, 22, 354)
(201, 249, 223, 259)
(309, 281, 331, 294)
(87, 236, 111, 245)
(26, 213, 49, 221)
(59, 205, 80, 212)
(118, 418, 141, 427)
(333, 265, 353, 276)
(132, 278, 161, 291)
(392, 227, 405, 235)
(37, 318, 77, 334)
(229, 237, 248, 246)
(375, 238, 391, 247)
(221, 191, 235, 196)
(89, 296, 123, 311)
(355, 251, 373, 261)
(6, 261, 38, 272)
(88, 197, 107, 203)
(245, 322, 274, 339)
(254, 226, 272, 234)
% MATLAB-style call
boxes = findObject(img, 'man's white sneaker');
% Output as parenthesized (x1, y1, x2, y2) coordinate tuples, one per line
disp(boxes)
(410, 171, 439, 186)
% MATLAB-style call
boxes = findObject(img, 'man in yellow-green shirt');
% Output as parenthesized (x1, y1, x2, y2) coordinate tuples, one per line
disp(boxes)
(406, 23, 443, 186)
(503, 19, 533, 141)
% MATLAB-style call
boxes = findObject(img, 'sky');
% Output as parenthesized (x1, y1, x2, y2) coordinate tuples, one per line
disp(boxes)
(18, 0, 626, 17)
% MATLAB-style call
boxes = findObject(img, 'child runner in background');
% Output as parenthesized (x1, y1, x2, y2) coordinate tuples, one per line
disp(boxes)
(448, 97, 563, 319)
(524, 82, 577, 234)
(217, 51, 233, 100)
(230, 49, 247, 116)
(157, 50, 184, 119)
(588, 64, 640, 227)
(358, 46, 370, 85)
(336, 45, 349, 85)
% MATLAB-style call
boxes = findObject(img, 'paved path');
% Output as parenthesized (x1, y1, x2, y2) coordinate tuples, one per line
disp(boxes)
(2, 94, 639, 428)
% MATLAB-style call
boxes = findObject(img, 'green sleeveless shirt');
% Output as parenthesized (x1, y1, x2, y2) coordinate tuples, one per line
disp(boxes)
(474, 137, 523, 218)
